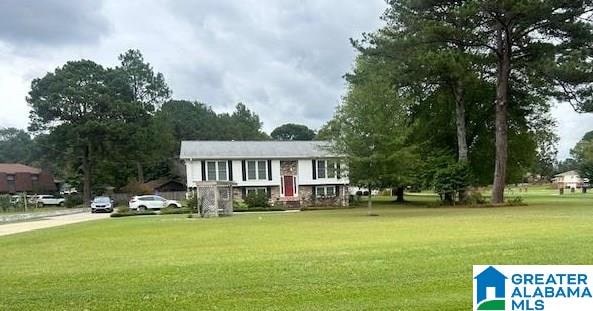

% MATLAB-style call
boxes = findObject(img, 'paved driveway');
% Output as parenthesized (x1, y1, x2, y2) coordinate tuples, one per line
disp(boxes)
(0, 212, 110, 237)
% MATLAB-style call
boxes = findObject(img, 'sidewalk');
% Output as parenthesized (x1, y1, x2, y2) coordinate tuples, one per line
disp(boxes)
(0, 212, 110, 237)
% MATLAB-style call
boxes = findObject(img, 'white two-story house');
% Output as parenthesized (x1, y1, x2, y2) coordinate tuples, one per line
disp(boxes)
(179, 141, 349, 207)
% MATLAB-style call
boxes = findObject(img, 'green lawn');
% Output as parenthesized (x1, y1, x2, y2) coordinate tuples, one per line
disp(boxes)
(0, 190, 592, 310)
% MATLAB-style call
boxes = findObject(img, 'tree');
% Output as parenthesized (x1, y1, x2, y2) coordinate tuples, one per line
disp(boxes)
(217, 103, 269, 140)
(0, 128, 33, 163)
(383, 1, 593, 203)
(571, 131, 593, 180)
(27, 60, 141, 204)
(117, 49, 171, 111)
(270, 123, 316, 141)
(332, 55, 420, 212)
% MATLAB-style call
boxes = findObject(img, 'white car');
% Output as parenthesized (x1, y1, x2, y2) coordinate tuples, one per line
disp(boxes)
(129, 195, 181, 211)
(91, 196, 114, 213)
(36, 195, 66, 207)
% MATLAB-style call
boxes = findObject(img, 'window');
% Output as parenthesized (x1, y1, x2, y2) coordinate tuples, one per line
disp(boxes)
(206, 161, 228, 181)
(246, 187, 267, 196)
(247, 160, 267, 180)
(316, 186, 337, 198)
(317, 160, 337, 179)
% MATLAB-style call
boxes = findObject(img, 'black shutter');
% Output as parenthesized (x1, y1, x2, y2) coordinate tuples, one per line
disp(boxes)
(312, 160, 317, 180)
(228, 161, 233, 181)
(201, 161, 206, 181)
(312, 186, 316, 198)
(242, 160, 246, 181)
(335, 185, 339, 197)
(267, 160, 272, 181)
(241, 187, 246, 199)
(266, 186, 271, 198)
(336, 162, 341, 179)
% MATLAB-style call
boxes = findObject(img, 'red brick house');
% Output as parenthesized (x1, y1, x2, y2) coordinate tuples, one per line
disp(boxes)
(0, 164, 56, 194)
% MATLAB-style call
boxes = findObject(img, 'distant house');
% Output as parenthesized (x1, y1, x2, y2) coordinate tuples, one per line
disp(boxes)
(0, 163, 57, 194)
(142, 178, 186, 193)
(179, 141, 349, 208)
(553, 170, 584, 189)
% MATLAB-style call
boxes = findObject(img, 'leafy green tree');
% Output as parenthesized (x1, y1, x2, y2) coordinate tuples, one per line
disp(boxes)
(117, 49, 171, 111)
(382, 1, 593, 203)
(332, 55, 420, 213)
(217, 103, 269, 140)
(571, 131, 593, 180)
(27, 60, 142, 204)
(271, 123, 316, 141)
(0, 128, 33, 163)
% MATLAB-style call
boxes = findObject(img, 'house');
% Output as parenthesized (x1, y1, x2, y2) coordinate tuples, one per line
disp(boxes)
(180, 141, 349, 208)
(142, 178, 186, 193)
(553, 170, 584, 189)
(0, 163, 57, 194)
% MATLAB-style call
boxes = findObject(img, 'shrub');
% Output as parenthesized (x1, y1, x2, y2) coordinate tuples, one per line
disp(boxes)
(110, 211, 157, 218)
(0, 195, 10, 212)
(507, 196, 525, 206)
(65, 195, 83, 208)
(185, 193, 199, 212)
(433, 163, 470, 205)
(160, 207, 191, 215)
(233, 199, 249, 210)
(464, 190, 486, 206)
(244, 192, 269, 208)
(116, 206, 130, 214)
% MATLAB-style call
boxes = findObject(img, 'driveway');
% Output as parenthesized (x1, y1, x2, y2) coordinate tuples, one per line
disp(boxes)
(0, 212, 111, 237)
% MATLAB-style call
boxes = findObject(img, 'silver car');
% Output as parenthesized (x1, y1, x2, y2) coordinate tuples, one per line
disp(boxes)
(91, 196, 114, 213)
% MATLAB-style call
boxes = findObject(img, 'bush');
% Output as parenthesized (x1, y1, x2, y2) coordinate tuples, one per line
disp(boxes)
(0, 195, 10, 212)
(116, 206, 130, 213)
(507, 196, 525, 206)
(160, 207, 191, 215)
(234, 208, 285, 212)
(233, 199, 249, 210)
(464, 190, 486, 206)
(110, 210, 157, 218)
(185, 193, 199, 212)
(65, 195, 83, 208)
(244, 192, 269, 208)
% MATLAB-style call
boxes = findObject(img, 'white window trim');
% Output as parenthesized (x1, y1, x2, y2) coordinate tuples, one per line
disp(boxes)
(317, 160, 338, 179)
(205, 161, 229, 181)
(246, 160, 268, 180)
(246, 187, 267, 195)
(316, 186, 337, 198)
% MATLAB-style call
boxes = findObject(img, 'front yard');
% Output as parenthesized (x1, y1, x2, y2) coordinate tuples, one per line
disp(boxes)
(0, 191, 592, 310)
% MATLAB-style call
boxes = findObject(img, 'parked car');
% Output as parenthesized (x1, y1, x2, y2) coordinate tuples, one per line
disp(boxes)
(129, 195, 181, 211)
(36, 195, 66, 207)
(91, 196, 114, 213)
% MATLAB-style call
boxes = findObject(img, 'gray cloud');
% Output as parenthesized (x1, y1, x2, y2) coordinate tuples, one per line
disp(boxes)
(0, 0, 110, 46)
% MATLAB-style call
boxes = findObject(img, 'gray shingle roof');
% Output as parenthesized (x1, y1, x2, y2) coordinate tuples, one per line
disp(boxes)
(180, 141, 337, 159)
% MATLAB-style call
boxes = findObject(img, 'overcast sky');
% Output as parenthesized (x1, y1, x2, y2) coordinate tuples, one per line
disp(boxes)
(0, 0, 591, 159)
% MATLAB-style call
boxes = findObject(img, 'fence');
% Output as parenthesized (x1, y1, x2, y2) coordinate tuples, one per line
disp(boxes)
(111, 191, 187, 203)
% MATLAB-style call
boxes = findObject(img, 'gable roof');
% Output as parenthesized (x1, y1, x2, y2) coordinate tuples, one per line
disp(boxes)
(0, 163, 42, 174)
(180, 141, 337, 160)
(555, 170, 580, 177)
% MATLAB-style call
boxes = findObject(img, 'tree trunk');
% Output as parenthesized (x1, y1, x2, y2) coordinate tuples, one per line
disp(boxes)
(454, 79, 469, 203)
(367, 185, 373, 216)
(454, 79, 469, 163)
(82, 142, 92, 206)
(136, 161, 144, 183)
(491, 26, 511, 204)
(394, 186, 405, 203)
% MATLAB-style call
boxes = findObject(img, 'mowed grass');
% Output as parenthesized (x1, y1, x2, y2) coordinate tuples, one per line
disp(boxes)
(0, 189, 592, 310)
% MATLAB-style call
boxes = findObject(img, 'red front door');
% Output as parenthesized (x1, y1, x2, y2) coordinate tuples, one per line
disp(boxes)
(283, 176, 294, 197)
